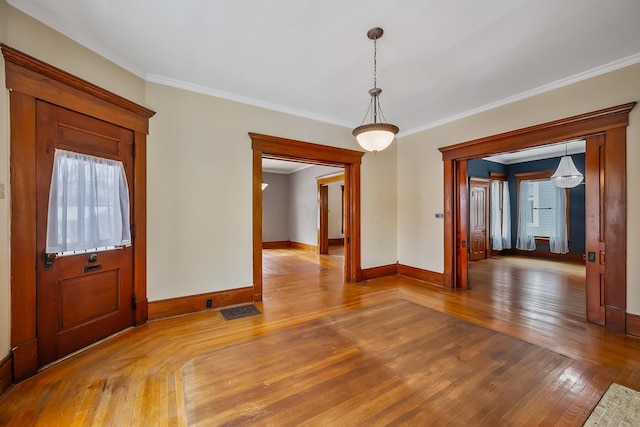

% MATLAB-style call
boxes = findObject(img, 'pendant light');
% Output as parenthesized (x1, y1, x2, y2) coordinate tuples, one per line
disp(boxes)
(551, 144, 583, 188)
(352, 27, 399, 154)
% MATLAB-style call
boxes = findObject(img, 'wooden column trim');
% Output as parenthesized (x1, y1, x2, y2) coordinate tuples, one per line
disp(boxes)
(253, 149, 263, 301)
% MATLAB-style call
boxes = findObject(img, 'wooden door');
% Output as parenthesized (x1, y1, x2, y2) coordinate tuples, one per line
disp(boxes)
(469, 178, 490, 261)
(585, 134, 605, 325)
(35, 101, 135, 367)
(456, 161, 469, 289)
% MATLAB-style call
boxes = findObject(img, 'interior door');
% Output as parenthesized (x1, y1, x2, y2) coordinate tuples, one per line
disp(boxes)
(469, 178, 490, 261)
(36, 101, 135, 367)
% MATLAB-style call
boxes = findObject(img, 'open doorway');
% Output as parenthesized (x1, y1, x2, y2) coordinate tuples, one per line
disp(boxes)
(261, 158, 345, 277)
(466, 141, 587, 325)
(250, 133, 364, 302)
(439, 103, 635, 333)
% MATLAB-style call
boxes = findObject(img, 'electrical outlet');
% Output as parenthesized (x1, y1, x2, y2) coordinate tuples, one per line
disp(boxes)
(206, 299, 212, 308)
(0, 183, 5, 200)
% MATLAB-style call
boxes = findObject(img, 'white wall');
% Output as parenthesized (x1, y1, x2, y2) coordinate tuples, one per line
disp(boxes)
(328, 183, 344, 239)
(288, 165, 342, 246)
(0, 0, 11, 357)
(397, 61, 640, 315)
(262, 172, 289, 242)
(145, 83, 398, 300)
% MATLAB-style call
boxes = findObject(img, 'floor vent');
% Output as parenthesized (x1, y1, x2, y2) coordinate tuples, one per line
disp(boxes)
(220, 305, 261, 321)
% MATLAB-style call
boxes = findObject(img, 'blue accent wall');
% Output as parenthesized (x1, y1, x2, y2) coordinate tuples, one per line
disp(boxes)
(468, 154, 585, 254)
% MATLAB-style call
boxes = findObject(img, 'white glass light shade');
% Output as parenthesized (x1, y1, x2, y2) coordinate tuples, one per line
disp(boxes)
(551, 156, 583, 188)
(261, 182, 268, 190)
(353, 123, 399, 153)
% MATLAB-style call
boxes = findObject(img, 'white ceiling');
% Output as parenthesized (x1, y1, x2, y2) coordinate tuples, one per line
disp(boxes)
(483, 139, 585, 165)
(262, 158, 312, 175)
(9, 0, 640, 136)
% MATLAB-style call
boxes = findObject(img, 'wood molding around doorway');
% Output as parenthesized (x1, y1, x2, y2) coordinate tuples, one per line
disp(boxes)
(2, 45, 155, 381)
(439, 102, 636, 333)
(250, 133, 364, 301)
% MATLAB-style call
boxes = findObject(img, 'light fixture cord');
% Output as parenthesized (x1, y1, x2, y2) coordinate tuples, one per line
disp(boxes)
(373, 36, 377, 89)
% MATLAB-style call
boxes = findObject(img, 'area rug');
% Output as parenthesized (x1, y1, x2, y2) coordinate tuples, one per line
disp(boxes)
(220, 304, 261, 321)
(584, 383, 640, 426)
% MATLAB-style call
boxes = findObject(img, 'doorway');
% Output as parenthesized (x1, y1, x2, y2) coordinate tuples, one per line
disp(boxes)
(250, 133, 364, 302)
(439, 103, 635, 333)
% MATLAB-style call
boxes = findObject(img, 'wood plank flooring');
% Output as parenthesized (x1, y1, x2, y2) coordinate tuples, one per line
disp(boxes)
(0, 249, 639, 426)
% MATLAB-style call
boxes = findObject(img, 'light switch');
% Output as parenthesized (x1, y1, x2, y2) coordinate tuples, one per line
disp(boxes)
(0, 183, 4, 200)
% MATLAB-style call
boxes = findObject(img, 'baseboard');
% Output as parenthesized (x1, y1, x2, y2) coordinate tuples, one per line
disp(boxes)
(289, 241, 318, 252)
(397, 264, 444, 287)
(328, 238, 344, 246)
(0, 354, 12, 396)
(361, 263, 398, 280)
(148, 287, 254, 320)
(626, 313, 640, 338)
(262, 241, 290, 249)
(11, 338, 38, 382)
(503, 249, 585, 263)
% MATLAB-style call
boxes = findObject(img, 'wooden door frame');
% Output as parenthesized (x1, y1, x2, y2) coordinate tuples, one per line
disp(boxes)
(317, 173, 345, 255)
(439, 102, 636, 333)
(250, 133, 363, 300)
(2, 45, 155, 381)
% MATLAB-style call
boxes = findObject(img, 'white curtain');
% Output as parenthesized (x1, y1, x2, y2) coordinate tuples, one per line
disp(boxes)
(490, 181, 503, 250)
(549, 186, 569, 254)
(46, 149, 131, 253)
(516, 180, 536, 251)
(501, 183, 511, 249)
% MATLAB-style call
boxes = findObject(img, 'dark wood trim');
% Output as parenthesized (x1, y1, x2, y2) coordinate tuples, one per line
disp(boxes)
(289, 241, 318, 252)
(250, 133, 363, 166)
(263, 241, 291, 249)
(318, 185, 329, 254)
(439, 103, 636, 161)
(133, 131, 148, 326)
(0, 354, 12, 396)
(439, 103, 635, 333)
(1, 44, 154, 124)
(456, 160, 469, 289)
(329, 238, 344, 246)
(489, 172, 507, 181)
(398, 264, 445, 287)
(317, 173, 345, 185)
(11, 339, 37, 382)
(3, 45, 155, 380)
(253, 149, 263, 301)
(147, 287, 254, 321)
(251, 133, 364, 289)
(627, 313, 640, 338)
(361, 264, 398, 280)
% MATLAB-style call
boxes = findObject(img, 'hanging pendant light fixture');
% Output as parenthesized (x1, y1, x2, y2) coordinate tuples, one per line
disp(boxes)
(352, 27, 399, 154)
(551, 144, 583, 188)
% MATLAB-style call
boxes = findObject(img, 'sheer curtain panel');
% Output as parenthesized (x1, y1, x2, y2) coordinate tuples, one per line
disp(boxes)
(501, 183, 512, 249)
(549, 186, 569, 253)
(516, 180, 536, 251)
(46, 149, 131, 253)
(490, 181, 503, 250)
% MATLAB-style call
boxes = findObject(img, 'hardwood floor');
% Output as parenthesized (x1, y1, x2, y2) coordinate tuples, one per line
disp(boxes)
(1, 249, 639, 426)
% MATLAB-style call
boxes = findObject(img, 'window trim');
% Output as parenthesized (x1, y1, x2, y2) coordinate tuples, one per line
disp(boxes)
(515, 170, 570, 245)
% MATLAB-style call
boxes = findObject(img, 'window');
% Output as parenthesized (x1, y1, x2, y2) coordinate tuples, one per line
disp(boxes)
(515, 170, 570, 253)
(46, 149, 131, 255)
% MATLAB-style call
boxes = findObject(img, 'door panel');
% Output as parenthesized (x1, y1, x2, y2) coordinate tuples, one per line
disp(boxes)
(469, 178, 489, 261)
(456, 161, 469, 289)
(36, 101, 135, 367)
